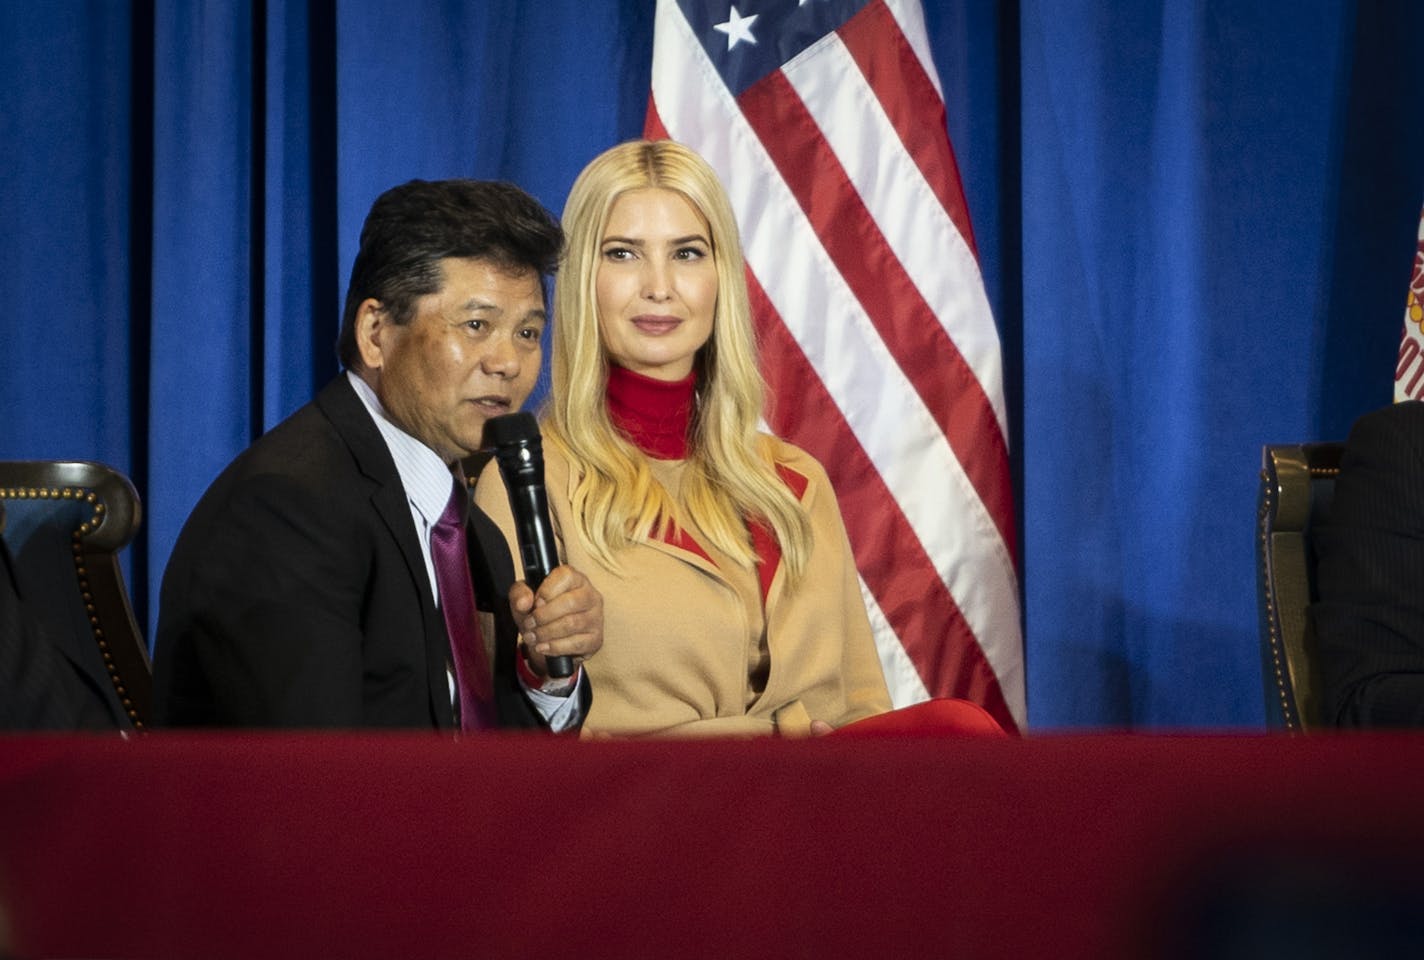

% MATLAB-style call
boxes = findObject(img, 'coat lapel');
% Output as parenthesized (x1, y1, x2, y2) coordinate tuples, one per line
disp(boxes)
(316, 376, 455, 728)
(558, 463, 725, 581)
(755, 463, 810, 606)
(576, 460, 812, 598)
(646, 522, 723, 578)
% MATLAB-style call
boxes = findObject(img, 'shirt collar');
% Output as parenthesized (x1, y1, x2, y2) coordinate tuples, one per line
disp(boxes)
(347, 369, 460, 526)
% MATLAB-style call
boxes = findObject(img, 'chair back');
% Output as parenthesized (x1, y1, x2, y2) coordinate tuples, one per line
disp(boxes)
(0, 461, 150, 729)
(1256, 442, 1344, 731)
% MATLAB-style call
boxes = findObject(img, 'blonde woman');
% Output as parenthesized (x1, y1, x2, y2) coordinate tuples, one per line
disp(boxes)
(477, 139, 892, 737)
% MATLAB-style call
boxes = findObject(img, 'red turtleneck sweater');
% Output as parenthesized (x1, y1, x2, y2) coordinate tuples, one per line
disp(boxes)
(605, 364, 696, 460)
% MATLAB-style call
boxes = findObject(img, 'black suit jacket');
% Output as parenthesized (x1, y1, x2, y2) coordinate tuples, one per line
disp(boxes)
(153, 375, 585, 728)
(1312, 399, 1424, 726)
(0, 529, 123, 730)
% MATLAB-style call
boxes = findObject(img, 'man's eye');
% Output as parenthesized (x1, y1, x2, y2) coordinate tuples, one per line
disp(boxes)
(518, 327, 542, 341)
(464, 319, 485, 332)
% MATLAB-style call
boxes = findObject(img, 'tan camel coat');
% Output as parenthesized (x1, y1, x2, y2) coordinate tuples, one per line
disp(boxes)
(475, 438, 891, 737)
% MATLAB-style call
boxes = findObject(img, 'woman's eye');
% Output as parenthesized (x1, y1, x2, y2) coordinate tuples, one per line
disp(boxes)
(675, 246, 707, 260)
(603, 247, 633, 261)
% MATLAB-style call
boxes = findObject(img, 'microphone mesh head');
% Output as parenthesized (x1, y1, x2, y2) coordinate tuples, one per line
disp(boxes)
(482, 411, 540, 449)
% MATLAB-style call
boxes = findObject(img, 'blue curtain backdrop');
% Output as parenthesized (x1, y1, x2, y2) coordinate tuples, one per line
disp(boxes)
(2, 1, 1419, 728)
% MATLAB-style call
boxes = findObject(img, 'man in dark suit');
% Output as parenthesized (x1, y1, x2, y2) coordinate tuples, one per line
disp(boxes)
(153, 179, 602, 729)
(1313, 399, 1424, 726)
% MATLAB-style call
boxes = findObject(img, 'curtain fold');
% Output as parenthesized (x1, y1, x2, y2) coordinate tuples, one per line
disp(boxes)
(1, 4, 135, 467)
(148, 1, 257, 628)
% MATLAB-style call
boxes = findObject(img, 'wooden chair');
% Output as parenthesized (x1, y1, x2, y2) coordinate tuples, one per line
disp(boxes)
(0, 461, 150, 729)
(1256, 442, 1344, 731)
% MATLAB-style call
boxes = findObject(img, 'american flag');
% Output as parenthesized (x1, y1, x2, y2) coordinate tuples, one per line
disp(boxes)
(647, 0, 1025, 731)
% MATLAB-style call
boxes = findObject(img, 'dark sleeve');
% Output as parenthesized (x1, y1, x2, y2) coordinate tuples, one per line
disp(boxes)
(0, 538, 78, 729)
(1312, 402, 1424, 726)
(155, 474, 372, 727)
(0, 533, 123, 731)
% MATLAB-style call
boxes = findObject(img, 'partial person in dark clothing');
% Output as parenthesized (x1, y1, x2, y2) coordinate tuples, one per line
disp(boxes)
(0, 502, 118, 730)
(1313, 399, 1424, 726)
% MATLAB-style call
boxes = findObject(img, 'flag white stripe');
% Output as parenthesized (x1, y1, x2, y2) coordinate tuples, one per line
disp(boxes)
(859, 575, 931, 709)
(782, 35, 1010, 437)
(654, 3, 1025, 720)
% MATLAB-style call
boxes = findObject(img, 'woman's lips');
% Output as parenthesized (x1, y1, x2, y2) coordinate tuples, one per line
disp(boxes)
(631, 315, 681, 335)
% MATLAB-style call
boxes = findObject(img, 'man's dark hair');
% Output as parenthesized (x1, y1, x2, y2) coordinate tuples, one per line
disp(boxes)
(337, 179, 564, 370)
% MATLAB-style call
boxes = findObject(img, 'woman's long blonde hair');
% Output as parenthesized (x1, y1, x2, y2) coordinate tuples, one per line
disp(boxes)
(545, 139, 811, 582)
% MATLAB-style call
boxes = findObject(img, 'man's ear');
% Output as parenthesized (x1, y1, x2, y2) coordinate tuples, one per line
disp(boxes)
(354, 299, 387, 371)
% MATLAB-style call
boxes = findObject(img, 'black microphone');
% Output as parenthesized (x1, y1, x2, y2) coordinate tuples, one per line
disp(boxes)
(483, 412, 574, 679)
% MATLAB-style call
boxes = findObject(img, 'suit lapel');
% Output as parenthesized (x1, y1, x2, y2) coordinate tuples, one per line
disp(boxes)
(316, 376, 455, 728)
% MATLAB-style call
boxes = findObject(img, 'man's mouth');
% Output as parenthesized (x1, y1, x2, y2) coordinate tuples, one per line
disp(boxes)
(471, 395, 512, 412)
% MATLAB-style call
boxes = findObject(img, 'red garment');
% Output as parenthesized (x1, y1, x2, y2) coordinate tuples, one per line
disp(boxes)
(605, 363, 696, 460)
(832, 698, 1009, 738)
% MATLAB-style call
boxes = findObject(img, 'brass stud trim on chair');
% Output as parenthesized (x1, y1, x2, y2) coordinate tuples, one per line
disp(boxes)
(1259, 451, 1342, 734)
(1258, 470, 1299, 732)
(1, 483, 145, 731)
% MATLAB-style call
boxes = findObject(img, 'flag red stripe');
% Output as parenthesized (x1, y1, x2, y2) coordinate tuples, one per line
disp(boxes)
(737, 70, 1016, 558)
(839, 0, 979, 257)
(645, 95, 670, 141)
(747, 272, 1017, 732)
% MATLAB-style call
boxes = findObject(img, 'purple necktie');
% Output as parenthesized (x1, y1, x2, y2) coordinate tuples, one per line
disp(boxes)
(430, 481, 496, 730)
